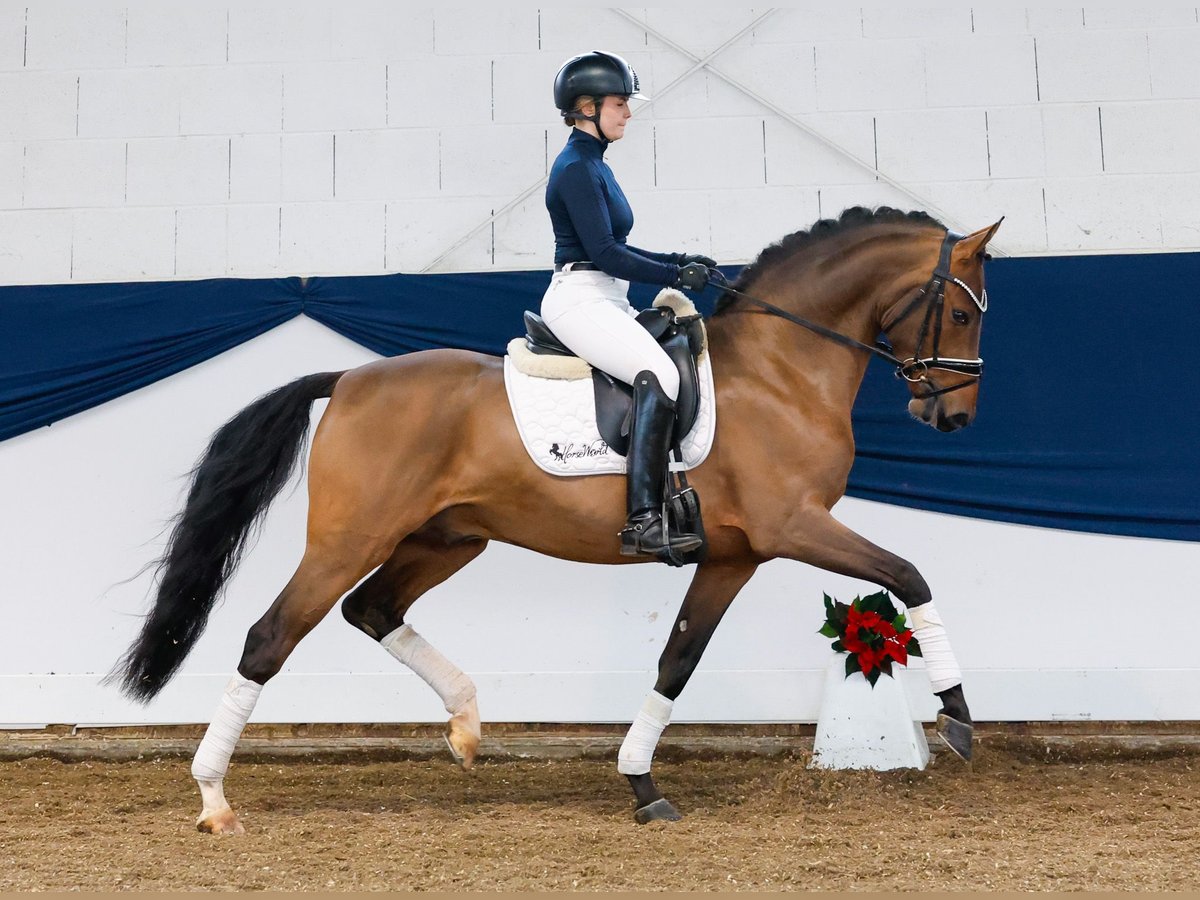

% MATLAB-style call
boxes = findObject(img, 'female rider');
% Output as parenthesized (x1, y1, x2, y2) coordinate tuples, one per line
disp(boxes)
(542, 50, 714, 563)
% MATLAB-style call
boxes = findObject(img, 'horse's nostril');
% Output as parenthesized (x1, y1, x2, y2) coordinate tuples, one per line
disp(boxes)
(947, 412, 971, 430)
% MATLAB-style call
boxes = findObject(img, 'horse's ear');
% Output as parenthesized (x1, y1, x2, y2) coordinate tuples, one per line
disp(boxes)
(953, 217, 1004, 260)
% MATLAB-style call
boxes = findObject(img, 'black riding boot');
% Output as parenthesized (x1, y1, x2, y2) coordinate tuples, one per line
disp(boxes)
(619, 371, 703, 560)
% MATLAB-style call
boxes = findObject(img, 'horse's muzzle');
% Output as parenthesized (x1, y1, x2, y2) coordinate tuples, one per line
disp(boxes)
(935, 411, 972, 433)
(908, 397, 972, 432)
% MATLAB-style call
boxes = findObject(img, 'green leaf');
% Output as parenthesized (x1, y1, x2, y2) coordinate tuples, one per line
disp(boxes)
(866, 668, 880, 687)
(892, 614, 907, 631)
(831, 640, 845, 653)
(844, 653, 859, 679)
(908, 638, 922, 658)
(818, 622, 839, 638)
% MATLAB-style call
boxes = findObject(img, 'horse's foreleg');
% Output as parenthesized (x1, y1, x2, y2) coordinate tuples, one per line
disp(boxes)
(769, 506, 972, 760)
(620, 560, 758, 823)
(341, 531, 489, 768)
(191, 541, 392, 835)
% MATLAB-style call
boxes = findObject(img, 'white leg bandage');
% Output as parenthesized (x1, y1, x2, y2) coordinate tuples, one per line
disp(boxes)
(617, 690, 673, 776)
(381, 624, 476, 715)
(908, 602, 962, 693)
(191, 674, 263, 783)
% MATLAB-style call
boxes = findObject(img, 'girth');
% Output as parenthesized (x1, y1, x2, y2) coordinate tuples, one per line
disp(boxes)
(521, 308, 705, 457)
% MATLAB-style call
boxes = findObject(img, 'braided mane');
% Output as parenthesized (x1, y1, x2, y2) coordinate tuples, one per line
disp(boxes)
(713, 206, 945, 315)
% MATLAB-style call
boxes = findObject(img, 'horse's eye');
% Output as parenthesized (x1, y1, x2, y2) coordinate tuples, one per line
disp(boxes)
(952, 309, 970, 325)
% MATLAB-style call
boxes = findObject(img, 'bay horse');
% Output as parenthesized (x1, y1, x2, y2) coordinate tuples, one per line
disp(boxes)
(112, 206, 1002, 833)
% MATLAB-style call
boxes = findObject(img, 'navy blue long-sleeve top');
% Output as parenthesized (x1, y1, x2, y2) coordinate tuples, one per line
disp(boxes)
(546, 129, 681, 286)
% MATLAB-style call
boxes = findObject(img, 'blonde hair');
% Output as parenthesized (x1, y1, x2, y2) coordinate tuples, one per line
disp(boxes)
(563, 94, 597, 127)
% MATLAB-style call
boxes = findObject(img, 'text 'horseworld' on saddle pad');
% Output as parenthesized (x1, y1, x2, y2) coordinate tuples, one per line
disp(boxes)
(503, 349, 717, 477)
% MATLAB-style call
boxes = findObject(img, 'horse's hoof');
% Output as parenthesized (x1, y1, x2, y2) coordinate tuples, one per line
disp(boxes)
(936, 712, 974, 763)
(196, 807, 245, 835)
(634, 797, 683, 824)
(445, 697, 481, 770)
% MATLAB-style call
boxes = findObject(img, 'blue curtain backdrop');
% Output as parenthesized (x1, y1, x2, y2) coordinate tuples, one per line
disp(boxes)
(1, 254, 1196, 541)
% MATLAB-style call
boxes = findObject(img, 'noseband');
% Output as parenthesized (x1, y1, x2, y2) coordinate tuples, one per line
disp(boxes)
(878, 230, 986, 399)
(712, 230, 986, 400)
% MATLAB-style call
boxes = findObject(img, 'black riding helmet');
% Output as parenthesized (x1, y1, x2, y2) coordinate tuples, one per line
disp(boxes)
(553, 51, 646, 139)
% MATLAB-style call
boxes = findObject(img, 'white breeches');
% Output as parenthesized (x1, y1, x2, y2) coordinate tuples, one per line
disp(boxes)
(908, 602, 963, 693)
(540, 270, 680, 401)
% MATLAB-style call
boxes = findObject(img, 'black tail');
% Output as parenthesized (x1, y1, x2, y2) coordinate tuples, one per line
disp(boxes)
(110, 371, 344, 702)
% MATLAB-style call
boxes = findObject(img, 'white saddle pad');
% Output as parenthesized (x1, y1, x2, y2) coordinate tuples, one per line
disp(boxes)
(503, 352, 717, 477)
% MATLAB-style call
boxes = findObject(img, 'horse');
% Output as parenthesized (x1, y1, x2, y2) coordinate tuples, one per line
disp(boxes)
(111, 206, 1002, 834)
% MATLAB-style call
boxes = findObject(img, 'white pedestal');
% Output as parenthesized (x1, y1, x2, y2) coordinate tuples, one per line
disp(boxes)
(810, 653, 930, 771)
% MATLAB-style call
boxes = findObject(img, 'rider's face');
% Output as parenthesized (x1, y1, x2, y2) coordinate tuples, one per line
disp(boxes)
(598, 96, 632, 141)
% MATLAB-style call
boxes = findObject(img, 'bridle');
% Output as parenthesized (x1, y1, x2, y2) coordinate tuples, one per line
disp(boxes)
(710, 230, 987, 399)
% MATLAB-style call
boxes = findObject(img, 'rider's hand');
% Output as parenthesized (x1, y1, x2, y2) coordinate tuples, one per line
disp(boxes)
(678, 253, 718, 268)
(673, 262, 710, 292)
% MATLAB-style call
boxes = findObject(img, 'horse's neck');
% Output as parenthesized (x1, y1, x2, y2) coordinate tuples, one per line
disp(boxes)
(708, 247, 908, 409)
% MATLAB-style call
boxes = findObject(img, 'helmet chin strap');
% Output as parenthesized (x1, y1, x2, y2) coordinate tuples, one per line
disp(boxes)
(564, 98, 612, 144)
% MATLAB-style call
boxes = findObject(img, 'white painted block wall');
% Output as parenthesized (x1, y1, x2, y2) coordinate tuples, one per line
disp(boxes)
(1, 6, 1199, 285)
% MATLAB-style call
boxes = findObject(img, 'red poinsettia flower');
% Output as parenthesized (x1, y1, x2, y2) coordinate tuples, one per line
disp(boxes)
(819, 591, 922, 687)
(882, 629, 912, 666)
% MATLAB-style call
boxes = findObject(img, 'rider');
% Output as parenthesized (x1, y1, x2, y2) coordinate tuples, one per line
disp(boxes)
(543, 50, 713, 562)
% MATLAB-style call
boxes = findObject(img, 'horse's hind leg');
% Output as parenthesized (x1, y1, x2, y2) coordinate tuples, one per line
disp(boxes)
(191, 538, 394, 835)
(770, 505, 973, 761)
(341, 528, 489, 768)
(620, 560, 758, 823)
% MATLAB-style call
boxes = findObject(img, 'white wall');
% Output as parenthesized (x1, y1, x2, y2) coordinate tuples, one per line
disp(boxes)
(2, 5, 1200, 286)
(2, 6, 1198, 726)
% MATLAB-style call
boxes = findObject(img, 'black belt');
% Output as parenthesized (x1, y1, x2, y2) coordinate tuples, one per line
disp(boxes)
(553, 261, 600, 272)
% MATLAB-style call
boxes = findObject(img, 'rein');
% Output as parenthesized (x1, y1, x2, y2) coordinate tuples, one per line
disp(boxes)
(710, 231, 986, 399)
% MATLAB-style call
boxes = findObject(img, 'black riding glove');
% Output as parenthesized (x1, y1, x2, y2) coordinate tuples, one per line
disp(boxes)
(678, 253, 717, 268)
(673, 262, 710, 292)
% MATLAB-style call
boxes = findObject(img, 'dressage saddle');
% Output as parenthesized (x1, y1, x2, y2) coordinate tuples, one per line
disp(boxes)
(520, 307, 706, 457)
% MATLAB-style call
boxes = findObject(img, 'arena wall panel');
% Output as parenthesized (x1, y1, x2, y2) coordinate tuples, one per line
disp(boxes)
(383, 195, 496, 272)
(124, 6, 228, 68)
(279, 201, 385, 273)
(23, 4, 124, 70)
(77, 68, 181, 139)
(22, 138, 126, 208)
(0, 208, 72, 282)
(71, 206, 176, 280)
(174, 206, 229, 278)
(922, 35, 1039, 108)
(1149, 28, 1200, 97)
(860, 7, 975, 40)
(1035, 30, 1153, 102)
(227, 5, 336, 64)
(1102, 100, 1200, 173)
(178, 66, 284, 136)
(226, 204, 282, 275)
(0, 5, 24, 68)
(125, 137, 228, 207)
(0, 70, 76, 141)
(0, 141, 24, 206)
(282, 61, 387, 133)
(334, 129, 441, 201)
(813, 40, 928, 112)
(279, 133, 336, 202)
(873, 109, 990, 183)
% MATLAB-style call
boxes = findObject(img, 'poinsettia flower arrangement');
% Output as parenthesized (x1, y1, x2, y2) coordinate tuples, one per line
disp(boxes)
(819, 590, 921, 687)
